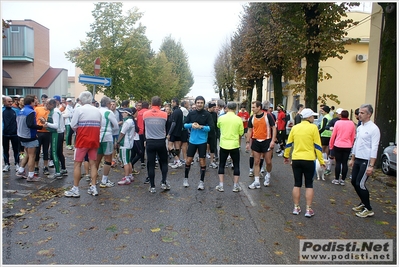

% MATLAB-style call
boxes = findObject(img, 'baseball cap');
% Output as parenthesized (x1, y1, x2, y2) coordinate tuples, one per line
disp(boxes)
(322, 105, 330, 113)
(336, 108, 343, 115)
(53, 95, 61, 102)
(120, 108, 133, 115)
(41, 94, 48, 99)
(208, 102, 216, 108)
(66, 98, 72, 102)
(301, 108, 318, 119)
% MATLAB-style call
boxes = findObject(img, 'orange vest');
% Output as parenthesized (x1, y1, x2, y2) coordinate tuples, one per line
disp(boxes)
(35, 106, 50, 132)
(252, 112, 272, 140)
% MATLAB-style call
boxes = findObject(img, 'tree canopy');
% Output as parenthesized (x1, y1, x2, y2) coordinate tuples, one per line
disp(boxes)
(217, 2, 360, 110)
(65, 2, 192, 102)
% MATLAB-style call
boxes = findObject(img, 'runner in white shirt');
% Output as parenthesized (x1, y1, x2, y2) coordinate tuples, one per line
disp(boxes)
(349, 104, 380, 218)
(116, 108, 135, 185)
(95, 96, 119, 188)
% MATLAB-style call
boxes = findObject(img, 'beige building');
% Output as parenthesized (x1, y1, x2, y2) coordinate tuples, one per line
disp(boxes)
(243, 10, 382, 121)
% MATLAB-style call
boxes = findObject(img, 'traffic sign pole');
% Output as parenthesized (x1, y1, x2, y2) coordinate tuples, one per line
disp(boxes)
(93, 57, 101, 97)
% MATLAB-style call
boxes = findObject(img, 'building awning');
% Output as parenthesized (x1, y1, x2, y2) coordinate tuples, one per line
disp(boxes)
(34, 68, 64, 88)
(3, 69, 12, 78)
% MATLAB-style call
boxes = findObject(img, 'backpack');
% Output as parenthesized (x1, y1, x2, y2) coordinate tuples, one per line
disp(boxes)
(285, 112, 290, 123)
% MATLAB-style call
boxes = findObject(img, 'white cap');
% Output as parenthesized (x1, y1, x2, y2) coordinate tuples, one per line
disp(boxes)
(336, 108, 343, 114)
(301, 108, 318, 119)
(66, 98, 72, 102)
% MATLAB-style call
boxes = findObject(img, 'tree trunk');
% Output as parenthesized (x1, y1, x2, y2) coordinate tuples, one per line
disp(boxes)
(256, 78, 263, 102)
(375, 3, 397, 167)
(246, 79, 255, 111)
(304, 3, 321, 111)
(228, 85, 235, 101)
(271, 68, 283, 108)
(305, 52, 320, 111)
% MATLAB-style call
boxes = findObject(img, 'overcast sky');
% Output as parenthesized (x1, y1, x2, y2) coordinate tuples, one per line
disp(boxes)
(2, 1, 246, 101)
(2, 1, 372, 101)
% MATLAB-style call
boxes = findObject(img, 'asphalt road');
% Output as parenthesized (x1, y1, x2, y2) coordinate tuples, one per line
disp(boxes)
(2, 142, 397, 265)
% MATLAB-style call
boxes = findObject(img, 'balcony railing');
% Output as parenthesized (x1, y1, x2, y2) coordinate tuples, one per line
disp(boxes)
(2, 25, 34, 62)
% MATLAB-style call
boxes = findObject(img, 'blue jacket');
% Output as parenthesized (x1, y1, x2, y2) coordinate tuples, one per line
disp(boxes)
(17, 105, 42, 142)
(2, 106, 19, 136)
(184, 108, 214, 145)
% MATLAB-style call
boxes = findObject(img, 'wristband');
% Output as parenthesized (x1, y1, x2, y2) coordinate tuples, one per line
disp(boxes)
(368, 165, 374, 168)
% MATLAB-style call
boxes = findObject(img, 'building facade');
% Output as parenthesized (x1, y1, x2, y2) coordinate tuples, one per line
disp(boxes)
(2, 19, 68, 99)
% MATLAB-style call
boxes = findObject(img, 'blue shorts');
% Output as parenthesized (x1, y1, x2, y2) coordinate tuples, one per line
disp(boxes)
(21, 140, 39, 148)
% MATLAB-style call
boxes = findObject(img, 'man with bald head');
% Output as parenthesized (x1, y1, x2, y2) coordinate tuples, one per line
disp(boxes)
(2, 96, 20, 172)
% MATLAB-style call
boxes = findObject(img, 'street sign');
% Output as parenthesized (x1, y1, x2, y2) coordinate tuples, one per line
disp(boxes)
(94, 57, 100, 76)
(79, 74, 111, 86)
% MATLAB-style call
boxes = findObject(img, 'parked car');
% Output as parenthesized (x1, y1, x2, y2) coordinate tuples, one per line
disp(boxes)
(381, 144, 397, 175)
(286, 111, 296, 135)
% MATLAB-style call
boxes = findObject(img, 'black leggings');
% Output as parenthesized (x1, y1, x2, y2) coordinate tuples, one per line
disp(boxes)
(35, 132, 51, 161)
(131, 140, 144, 166)
(333, 146, 351, 180)
(292, 160, 315, 188)
(146, 139, 168, 188)
(139, 134, 146, 164)
(351, 158, 371, 210)
(3, 135, 19, 165)
(218, 147, 240, 176)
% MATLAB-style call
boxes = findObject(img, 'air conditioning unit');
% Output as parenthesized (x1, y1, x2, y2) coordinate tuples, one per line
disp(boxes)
(356, 54, 368, 62)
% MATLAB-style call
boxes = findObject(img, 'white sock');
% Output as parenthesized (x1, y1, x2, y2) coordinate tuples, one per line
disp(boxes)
(28, 171, 34, 178)
(18, 167, 24, 173)
(255, 176, 260, 183)
(219, 182, 223, 187)
(249, 168, 253, 172)
(73, 185, 79, 190)
(102, 175, 108, 184)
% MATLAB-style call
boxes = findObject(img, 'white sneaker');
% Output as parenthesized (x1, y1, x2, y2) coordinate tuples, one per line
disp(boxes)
(3, 164, 10, 172)
(215, 185, 224, 192)
(197, 181, 205, 190)
(233, 185, 242, 192)
(171, 161, 182, 169)
(206, 153, 211, 159)
(264, 173, 271, 187)
(48, 160, 54, 167)
(277, 151, 284, 157)
(87, 185, 98, 196)
(183, 178, 189, 187)
(65, 187, 80, 198)
(209, 162, 218, 169)
(248, 181, 261, 189)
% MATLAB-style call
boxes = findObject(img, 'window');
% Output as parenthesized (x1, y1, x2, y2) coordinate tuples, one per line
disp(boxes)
(10, 26, 20, 33)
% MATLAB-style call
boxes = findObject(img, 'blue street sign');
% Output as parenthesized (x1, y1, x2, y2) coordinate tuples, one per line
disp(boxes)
(78, 74, 112, 86)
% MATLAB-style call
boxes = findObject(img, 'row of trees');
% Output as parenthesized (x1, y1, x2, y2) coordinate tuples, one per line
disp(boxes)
(214, 2, 360, 111)
(214, 2, 396, 168)
(65, 2, 193, 102)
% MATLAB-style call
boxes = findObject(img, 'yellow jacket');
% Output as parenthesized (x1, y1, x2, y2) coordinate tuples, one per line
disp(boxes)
(284, 120, 324, 164)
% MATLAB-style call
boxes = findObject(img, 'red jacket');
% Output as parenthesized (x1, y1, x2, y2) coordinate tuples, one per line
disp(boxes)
(277, 110, 286, 131)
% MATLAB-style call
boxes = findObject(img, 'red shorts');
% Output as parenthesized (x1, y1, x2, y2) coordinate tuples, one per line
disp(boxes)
(74, 147, 98, 162)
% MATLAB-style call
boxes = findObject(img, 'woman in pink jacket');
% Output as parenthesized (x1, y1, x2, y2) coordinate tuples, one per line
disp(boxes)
(329, 110, 356, 185)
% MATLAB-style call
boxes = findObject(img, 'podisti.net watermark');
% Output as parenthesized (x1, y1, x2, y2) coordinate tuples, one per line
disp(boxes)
(300, 239, 393, 262)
